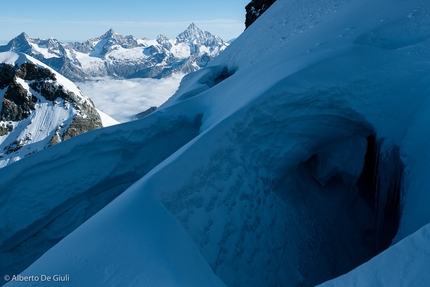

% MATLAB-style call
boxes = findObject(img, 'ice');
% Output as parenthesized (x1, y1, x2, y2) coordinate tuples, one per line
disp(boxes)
(308, 135, 368, 186)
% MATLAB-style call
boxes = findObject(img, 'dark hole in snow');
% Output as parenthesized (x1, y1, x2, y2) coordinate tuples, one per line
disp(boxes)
(213, 66, 235, 86)
(179, 65, 237, 101)
(197, 65, 236, 89)
(357, 135, 403, 253)
(305, 134, 403, 255)
(296, 132, 403, 285)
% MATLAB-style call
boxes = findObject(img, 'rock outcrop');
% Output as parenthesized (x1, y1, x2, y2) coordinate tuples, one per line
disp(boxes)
(245, 0, 276, 28)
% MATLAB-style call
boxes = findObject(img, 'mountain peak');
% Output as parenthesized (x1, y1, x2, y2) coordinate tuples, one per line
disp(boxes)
(0, 32, 33, 52)
(187, 22, 199, 30)
(100, 28, 116, 39)
(15, 32, 31, 43)
(175, 23, 225, 49)
(176, 23, 206, 43)
(184, 23, 204, 34)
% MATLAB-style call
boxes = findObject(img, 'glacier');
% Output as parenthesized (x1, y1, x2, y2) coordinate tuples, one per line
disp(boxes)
(2, 0, 430, 286)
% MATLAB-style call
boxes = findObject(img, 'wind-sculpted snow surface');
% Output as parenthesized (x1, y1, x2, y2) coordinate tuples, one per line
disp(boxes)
(0, 111, 202, 277)
(3, 0, 430, 286)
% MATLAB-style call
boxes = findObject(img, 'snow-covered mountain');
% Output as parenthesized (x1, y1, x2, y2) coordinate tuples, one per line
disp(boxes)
(0, 52, 109, 168)
(0, 24, 228, 82)
(2, 0, 430, 286)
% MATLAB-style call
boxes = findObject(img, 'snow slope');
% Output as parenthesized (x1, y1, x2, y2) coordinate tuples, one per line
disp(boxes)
(96, 109, 119, 126)
(2, 0, 430, 286)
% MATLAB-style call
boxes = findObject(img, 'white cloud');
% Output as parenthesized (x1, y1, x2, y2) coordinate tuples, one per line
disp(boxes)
(78, 74, 184, 123)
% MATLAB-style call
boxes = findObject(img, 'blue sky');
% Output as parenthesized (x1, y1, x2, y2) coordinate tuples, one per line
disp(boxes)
(0, 0, 249, 42)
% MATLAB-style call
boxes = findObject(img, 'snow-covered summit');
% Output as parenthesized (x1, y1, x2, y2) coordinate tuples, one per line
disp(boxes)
(0, 24, 228, 81)
(177, 23, 224, 46)
(0, 51, 103, 168)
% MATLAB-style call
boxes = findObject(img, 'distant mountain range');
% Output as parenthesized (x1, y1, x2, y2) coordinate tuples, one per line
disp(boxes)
(0, 23, 228, 82)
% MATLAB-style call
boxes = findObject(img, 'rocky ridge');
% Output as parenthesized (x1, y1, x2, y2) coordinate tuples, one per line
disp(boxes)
(0, 52, 102, 167)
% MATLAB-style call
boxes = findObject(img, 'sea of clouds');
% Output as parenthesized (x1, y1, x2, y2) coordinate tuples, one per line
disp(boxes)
(78, 74, 184, 122)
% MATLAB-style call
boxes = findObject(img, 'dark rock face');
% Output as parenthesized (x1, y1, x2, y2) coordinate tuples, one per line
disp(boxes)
(16, 62, 56, 81)
(0, 62, 55, 122)
(0, 122, 13, 136)
(0, 62, 102, 144)
(1, 79, 37, 122)
(245, 0, 276, 28)
(0, 63, 15, 89)
(63, 114, 101, 141)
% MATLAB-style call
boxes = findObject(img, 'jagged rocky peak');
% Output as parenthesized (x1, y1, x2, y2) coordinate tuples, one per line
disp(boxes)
(102, 28, 116, 38)
(156, 34, 172, 50)
(0, 33, 32, 53)
(0, 33, 64, 59)
(156, 34, 169, 42)
(16, 32, 31, 42)
(92, 28, 140, 52)
(176, 23, 223, 45)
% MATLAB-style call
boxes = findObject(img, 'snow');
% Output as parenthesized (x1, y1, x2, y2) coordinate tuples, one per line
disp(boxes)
(2, 0, 430, 286)
(309, 135, 367, 186)
(111, 47, 141, 60)
(0, 87, 76, 168)
(0, 51, 20, 64)
(73, 51, 106, 74)
(170, 42, 191, 58)
(96, 109, 119, 126)
(4, 182, 226, 287)
(29, 43, 58, 59)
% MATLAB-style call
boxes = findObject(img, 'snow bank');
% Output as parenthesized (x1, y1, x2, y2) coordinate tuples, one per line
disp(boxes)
(0, 110, 202, 276)
(4, 185, 226, 287)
